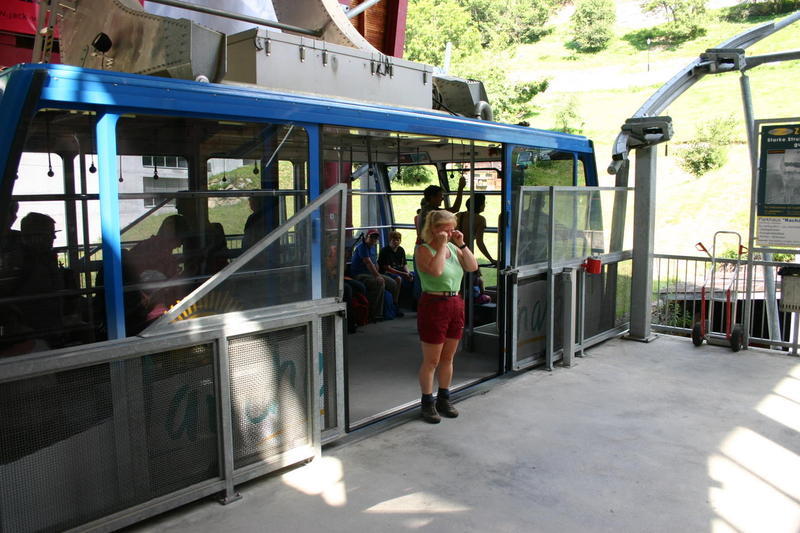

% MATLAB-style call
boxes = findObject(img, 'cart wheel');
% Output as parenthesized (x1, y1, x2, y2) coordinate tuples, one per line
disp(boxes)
(730, 325, 744, 352)
(691, 323, 704, 347)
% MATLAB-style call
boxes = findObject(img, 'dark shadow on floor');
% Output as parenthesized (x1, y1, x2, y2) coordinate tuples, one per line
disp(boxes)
(346, 311, 499, 424)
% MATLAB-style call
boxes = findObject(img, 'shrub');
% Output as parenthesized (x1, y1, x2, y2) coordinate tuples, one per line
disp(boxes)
(395, 165, 435, 186)
(679, 115, 738, 177)
(636, 0, 708, 45)
(654, 301, 694, 328)
(723, 0, 800, 21)
(553, 97, 585, 135)
(680, 142, 727, 176)
(570, 0, 616, 52)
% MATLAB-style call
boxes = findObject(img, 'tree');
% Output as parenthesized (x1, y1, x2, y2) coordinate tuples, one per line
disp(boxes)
(452, 53, 548, 123)
(570, 0, 616, 52)
(460, 0, 554, 48)
(405, 0, 554, 123)
(405, 0, 482, 66)
(641, 0, 706, 23)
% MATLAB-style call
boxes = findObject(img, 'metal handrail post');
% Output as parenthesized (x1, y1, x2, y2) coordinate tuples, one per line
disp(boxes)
(546, 187, 556, 370)
(628, 145, 658, 342)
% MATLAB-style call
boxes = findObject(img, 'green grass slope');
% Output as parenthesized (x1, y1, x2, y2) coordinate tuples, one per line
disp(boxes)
(512, 3, 800, 255)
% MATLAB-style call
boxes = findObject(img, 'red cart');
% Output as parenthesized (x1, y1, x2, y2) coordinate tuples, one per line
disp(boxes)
(691, 231, 745, 352)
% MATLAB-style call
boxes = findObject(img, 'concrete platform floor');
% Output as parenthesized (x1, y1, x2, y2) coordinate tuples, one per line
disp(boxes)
(130, 335, 800, 533)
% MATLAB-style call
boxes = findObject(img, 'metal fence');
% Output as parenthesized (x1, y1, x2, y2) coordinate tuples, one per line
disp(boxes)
(651, 253, 799, 355)
(0, 304, 343, 532)
(0, 185, 349, 532)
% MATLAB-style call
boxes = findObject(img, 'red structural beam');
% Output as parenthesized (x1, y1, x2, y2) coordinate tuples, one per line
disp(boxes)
(341, 0, 407, 58)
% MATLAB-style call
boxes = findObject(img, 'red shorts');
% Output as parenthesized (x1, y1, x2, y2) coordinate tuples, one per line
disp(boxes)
(417, 293, 464, 344)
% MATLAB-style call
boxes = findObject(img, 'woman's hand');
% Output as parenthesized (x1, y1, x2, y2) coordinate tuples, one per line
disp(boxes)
(450, 229, 465, 248)
(433, 231, 449, 250)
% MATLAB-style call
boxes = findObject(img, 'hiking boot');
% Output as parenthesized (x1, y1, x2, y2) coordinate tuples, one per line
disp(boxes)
(435, 397, 459, 418)
(421, 402, 441, 424)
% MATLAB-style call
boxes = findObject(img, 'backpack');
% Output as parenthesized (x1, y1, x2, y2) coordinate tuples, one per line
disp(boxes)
(383, 290, 396, 320)
(351, 292, 370, 326)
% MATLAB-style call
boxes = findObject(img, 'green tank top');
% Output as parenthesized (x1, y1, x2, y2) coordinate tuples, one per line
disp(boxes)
(418, 243, 463, 292)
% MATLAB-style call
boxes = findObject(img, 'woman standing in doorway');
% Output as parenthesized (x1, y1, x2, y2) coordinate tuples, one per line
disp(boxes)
(415, 210, 478, 423)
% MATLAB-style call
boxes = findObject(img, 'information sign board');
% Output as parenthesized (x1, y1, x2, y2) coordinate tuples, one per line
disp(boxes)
(756, 124, 800, 247)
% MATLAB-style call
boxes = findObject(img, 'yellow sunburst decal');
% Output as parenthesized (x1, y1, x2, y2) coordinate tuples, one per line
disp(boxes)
(175, 291, 242, 321)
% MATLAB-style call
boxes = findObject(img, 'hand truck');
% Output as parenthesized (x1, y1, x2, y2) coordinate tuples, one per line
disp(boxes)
(691, 231, 745, 352)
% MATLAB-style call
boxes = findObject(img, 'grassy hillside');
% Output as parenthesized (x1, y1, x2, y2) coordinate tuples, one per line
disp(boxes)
(511, 3, 800, 255)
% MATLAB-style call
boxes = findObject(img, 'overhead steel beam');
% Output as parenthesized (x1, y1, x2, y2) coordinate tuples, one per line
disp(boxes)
(608, 10, 800, 174)
(146, 0, 323, 37)
(744, 49, 800, 71)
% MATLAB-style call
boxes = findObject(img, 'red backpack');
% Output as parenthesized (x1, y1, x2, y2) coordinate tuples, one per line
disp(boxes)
(350, 293, 370, 326)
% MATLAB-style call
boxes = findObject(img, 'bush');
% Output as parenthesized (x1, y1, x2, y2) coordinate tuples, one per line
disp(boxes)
(395, 165, 436, 186)
(570, 0, 616, 52)
(553, 97, 585, 135)
(623, 19, 706, 49)
(679, 115, 738, 177)
(654, 301, 694, 328)
(723, 0, 800, 21)
(642, 0, 707, 23)
(680, 142, 727, 176)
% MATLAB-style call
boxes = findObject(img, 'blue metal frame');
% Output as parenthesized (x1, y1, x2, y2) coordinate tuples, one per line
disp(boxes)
(0, 63, 598, 339)
(96, 113, 125, 339)
(1, 64, 595, 155)
(0, 69, 41, 197)
(308, 125, 322, 299)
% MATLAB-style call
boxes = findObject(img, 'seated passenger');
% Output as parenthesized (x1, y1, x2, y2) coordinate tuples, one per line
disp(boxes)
(349, 230, 400, 321)
(0, 212, 80, 353)
(122, 215, 190, 332)
(126, 214, 187, 280)
(0, 200, 23, 295)
(378, 230, 415, 308)
(242, 196, 273, 251)
(1, 200, 21, 252)
(176, 197, 229, 277)
(323, 237, 367, 333)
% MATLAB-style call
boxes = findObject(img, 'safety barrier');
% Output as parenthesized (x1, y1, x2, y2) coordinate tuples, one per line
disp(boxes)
(0, 304, 343, 532)
(652, 254, 799, 355)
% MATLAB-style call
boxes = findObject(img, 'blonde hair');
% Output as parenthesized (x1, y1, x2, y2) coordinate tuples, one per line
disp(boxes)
(388, 230, 402, 241)
(421, 209, 456, 243)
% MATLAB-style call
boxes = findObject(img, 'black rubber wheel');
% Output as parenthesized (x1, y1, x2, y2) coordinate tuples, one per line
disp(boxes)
(691, 323, 704, 347)
(730, 325, 744, 352)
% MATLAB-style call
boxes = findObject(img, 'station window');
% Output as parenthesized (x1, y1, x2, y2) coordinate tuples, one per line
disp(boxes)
(142, 155, 188, 168)
(141, 175, 189, 208)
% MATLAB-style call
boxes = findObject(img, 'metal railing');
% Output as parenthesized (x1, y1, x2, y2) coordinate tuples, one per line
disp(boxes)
(652, 253, 799, 355)
(0, 304, 343, 532)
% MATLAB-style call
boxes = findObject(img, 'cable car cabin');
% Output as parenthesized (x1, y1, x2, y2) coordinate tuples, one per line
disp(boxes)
(0, 64, 629, 532)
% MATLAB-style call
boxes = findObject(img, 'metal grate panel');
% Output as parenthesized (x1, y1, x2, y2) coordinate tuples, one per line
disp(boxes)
(0, 343, 218, 533)
(141, 344, 219, 496)
(321, 315, 337, 431)
(228, 326, 310, 470)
